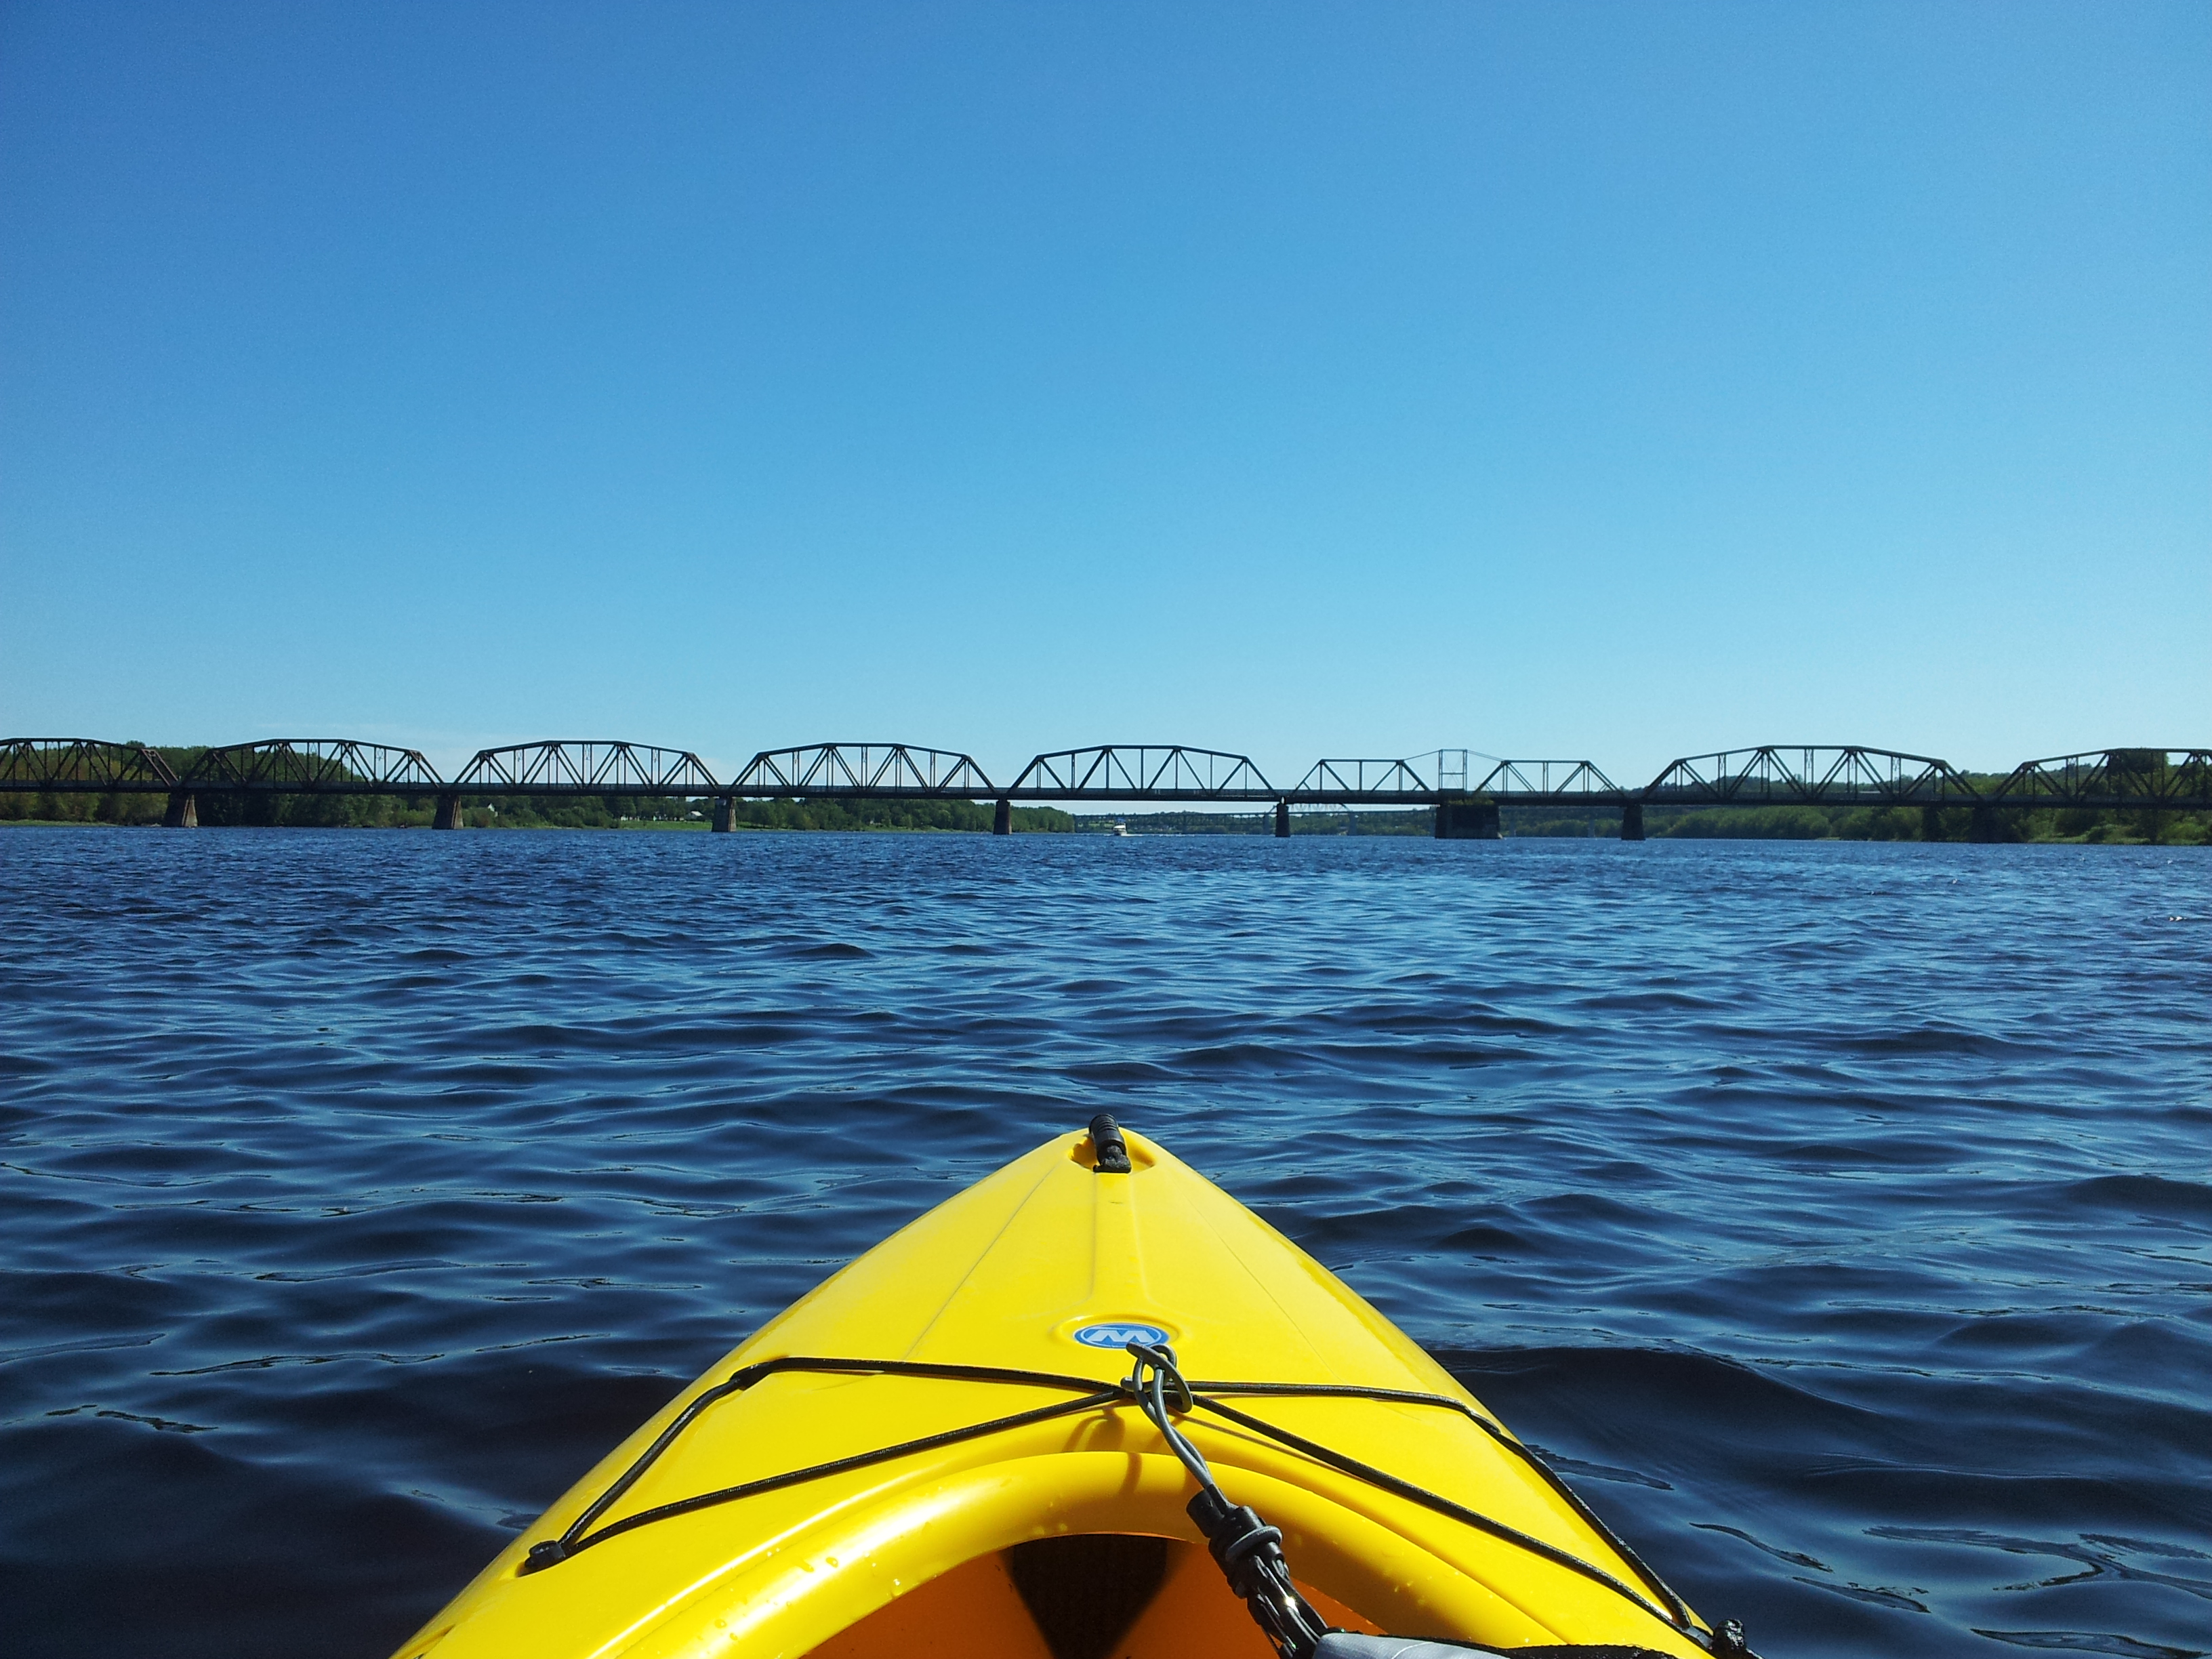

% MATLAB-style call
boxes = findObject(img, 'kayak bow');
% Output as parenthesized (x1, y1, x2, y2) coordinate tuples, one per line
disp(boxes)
(392, 1120, 1733, 1659)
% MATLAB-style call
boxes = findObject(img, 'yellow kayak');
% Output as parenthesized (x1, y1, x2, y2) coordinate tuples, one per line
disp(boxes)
(392, 1121, 1741, 1659)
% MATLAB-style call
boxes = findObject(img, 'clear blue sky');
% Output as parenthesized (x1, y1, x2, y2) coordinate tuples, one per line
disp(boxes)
(3, 1, 2205, 785)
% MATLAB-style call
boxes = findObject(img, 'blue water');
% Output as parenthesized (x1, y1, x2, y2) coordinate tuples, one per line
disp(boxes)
(3, 829, 2208, 1659)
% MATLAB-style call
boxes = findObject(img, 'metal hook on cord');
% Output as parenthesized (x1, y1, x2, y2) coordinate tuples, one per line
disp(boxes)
(1125, 1340, 1332, 1659)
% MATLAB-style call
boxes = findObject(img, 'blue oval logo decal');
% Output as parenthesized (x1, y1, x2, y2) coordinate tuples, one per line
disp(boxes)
(1071, 1321, 1170, 1350)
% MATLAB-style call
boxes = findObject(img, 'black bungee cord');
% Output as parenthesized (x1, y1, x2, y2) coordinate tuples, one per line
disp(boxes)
(1122, 1342, 1751, 1659)
(519, 1357, 1123, 1572)
(511, 1347, 1748, 1657)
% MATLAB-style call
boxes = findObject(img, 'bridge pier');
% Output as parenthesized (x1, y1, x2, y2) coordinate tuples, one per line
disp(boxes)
(993, 798, 1012, 836)
(1621, 800, 1644, 841)
(1969, 805, 2003, 844)
(1921, 804, 1945, 842)
(163, 790, 197, 828)
(433, 792, 464, 831)
(1274, 799, 1290, 838)
(712, 796, 736, 833)
(1435, 798, 1500, 840)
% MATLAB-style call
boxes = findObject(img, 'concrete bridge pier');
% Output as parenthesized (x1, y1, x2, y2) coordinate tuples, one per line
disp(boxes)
(433, 793, 464, 831)
(993, 798, 1012, 836)
(712, 796, 737, 832)
(1621, 800, 1645, 841)
(163, 790, 197, 828)
(1435, 798, 1500, 839)
(1921, 804, 1946, 842)
(1274, 799, 1290, 838)
(1970, 805, 2003, 844)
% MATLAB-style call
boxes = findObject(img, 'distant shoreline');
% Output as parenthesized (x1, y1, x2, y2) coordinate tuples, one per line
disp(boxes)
(5, 806, 2202, 846)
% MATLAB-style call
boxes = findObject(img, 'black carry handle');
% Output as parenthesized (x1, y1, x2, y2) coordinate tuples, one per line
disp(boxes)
(1090, 1113, 1132, 1173)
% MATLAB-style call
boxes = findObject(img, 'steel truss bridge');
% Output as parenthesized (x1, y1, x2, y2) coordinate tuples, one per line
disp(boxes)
(3, 738, 2205, 838)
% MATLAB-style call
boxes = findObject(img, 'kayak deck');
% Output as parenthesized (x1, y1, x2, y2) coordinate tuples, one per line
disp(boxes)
(393, 1129, 1713, 1658)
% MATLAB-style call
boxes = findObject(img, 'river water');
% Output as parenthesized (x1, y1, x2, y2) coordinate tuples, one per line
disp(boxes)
(2, 828, 2207, 1658)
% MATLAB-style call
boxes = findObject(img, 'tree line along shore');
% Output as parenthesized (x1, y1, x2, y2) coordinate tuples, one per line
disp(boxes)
(5, 790, 2203, 844)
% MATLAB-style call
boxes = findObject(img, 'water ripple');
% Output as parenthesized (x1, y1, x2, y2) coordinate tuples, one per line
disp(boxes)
(1, 830, 2207, 1658)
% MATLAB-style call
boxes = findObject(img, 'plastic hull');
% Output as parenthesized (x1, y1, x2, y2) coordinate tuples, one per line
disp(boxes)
(392, 1130, 1711, 1658)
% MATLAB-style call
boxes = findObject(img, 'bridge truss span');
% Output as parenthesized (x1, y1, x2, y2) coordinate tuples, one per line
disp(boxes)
(1643, 746, 1978, 806)
(1009, 745, 1274, 801)
(1, 739, 178, 792)
(182, 739, 443, 793)
(1989, 749, 2212, 811)
(1295, 757, 1438, 798)
(731, 743, 993, 797)
(1473, 760, 1622, 800)
(454, 741, 719, 796)
(1285, 756, 1623, 806)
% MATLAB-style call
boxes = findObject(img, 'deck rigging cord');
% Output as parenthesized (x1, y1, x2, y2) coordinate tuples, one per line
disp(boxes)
(1124, 1338, 1331, 1658)
(512, 1347, 1746, 1656)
